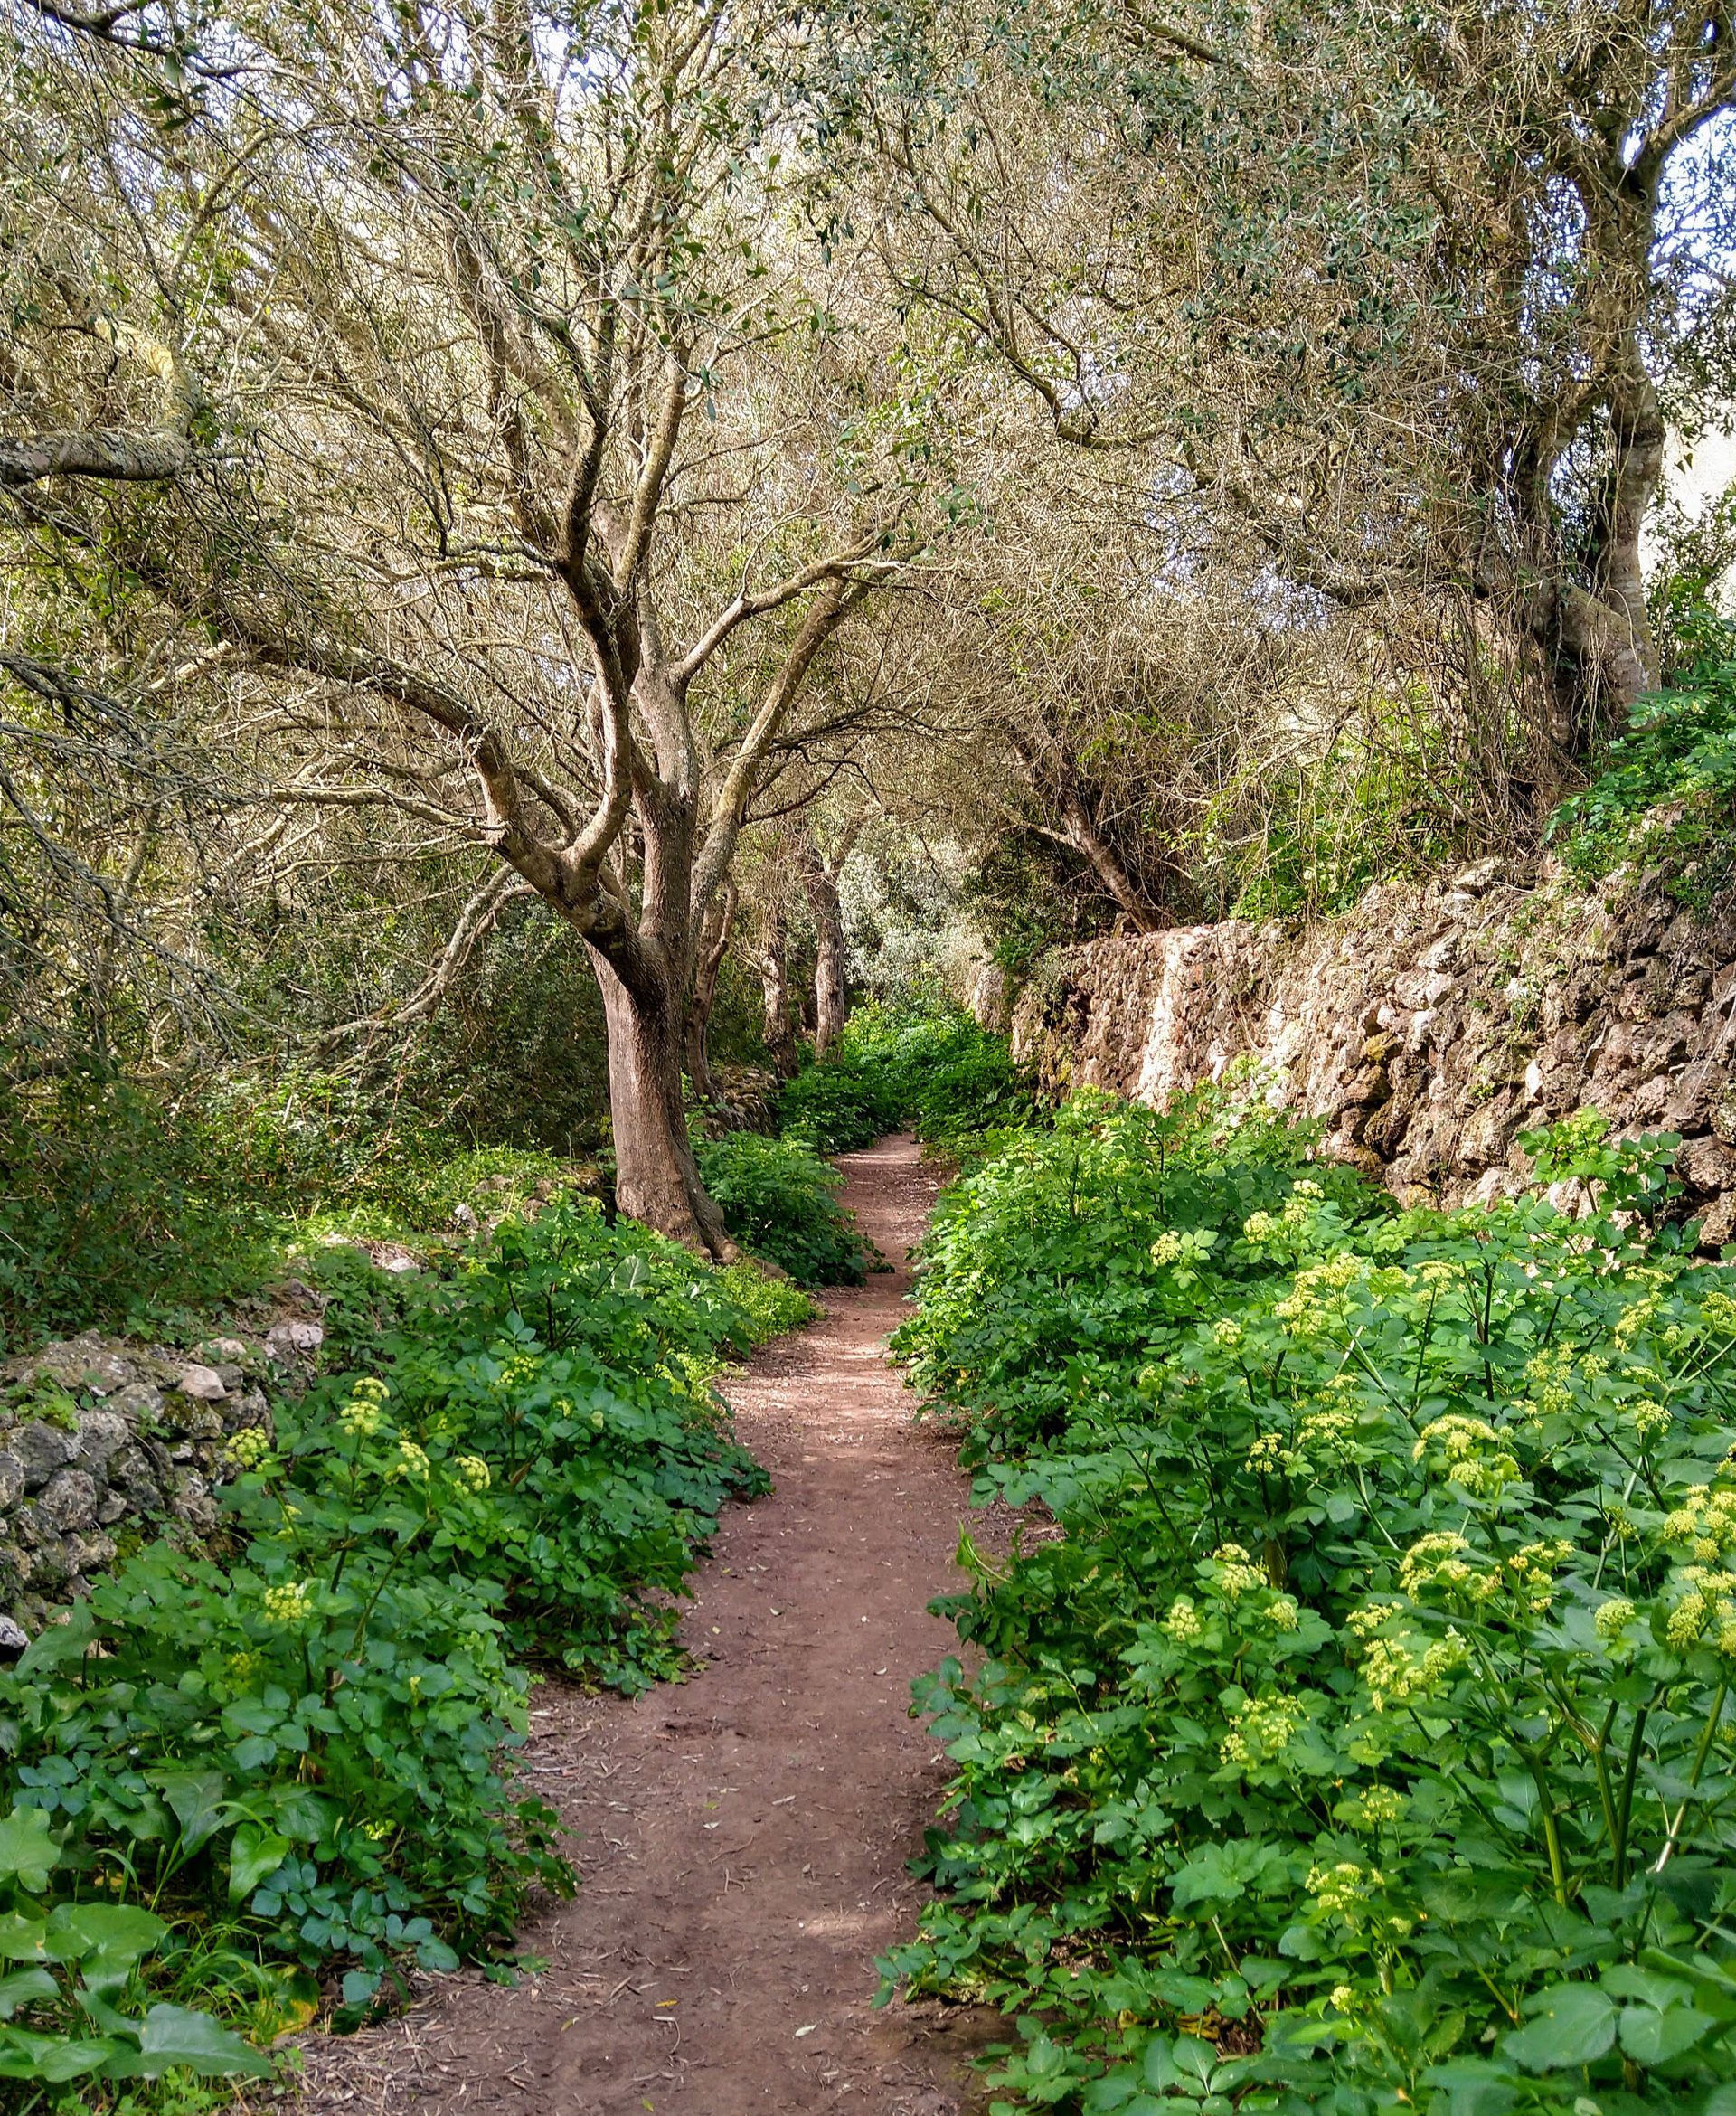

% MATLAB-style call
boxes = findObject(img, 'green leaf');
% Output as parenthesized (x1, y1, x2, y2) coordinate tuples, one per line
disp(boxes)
(132, 2003, 273, 2078)
(270, 1787, 336, 1845)
(153, 1771, 231, 1856)
(43, 1903, 165, 1967)
(0, 1809, 59, 1893)
(1618, 1999, 1715, 2065)
(229, 1824, 292, 1902)
(0, 2025, 122, 2080)
(0, 1915, 48, 1962)
(1501, 1985, 1618, 2072)
(14, 1606, 94, 1679)
(0, 1967, 56, 2018)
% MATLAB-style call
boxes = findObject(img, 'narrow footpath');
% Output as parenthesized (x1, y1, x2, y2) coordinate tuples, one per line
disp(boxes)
(299, 1134, 992, 2116)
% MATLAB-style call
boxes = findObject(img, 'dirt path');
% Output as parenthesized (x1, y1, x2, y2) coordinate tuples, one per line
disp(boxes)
(298, 1134, 992, 2116)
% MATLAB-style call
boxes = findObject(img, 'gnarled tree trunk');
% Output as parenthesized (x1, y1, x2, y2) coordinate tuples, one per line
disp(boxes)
(592, 952, 739, 1261)
(682, 882, 736, 1106)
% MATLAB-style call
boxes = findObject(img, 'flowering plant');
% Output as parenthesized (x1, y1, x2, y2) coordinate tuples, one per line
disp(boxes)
(890, 1093, 1736, 2111)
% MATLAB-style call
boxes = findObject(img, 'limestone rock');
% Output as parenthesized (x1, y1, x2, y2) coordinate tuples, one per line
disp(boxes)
(1013, 868, 1736, 1249)
(73, 1410, 129, 1469)
(35, 1470, 99, 1534)
(175, 1365, 228, 1402)
(11, 1422, 80, 1488)
(264, 1318, 324, 1361)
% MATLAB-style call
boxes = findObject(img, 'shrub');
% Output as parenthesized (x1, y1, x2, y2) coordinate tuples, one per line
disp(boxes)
(1551, 609, 1736, 906)
(0, 1196, 783, 2088)
(0, 1065, 279, 1354)
(887, 1093, 1736, 2112)
(693, 1131, 871, 1285)
(775, 1005, 1043, 1163)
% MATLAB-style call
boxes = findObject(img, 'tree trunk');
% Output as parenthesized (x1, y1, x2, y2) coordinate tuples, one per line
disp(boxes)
(683, 882, 735, 1105)
(758, 907, 798, 1079)
(801, 843, 851, 1060)
(591, 951, 740, 1262)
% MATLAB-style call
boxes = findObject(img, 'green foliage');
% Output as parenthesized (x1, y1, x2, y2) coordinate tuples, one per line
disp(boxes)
(887, 1092, 1736, 2112)
(715, 1260, 820, 1340)
(1193, 697, 1478, 924)
(1551, 611, 1736, 907)
(0, 1063, 280, 1355)
(0, 1198, 787, 2098)
(0, 1807, 269, 2102)
(0, 1056, 603, 1357)
(693, 1132, 870, 1286)
(776, 1005, 1043, 1161)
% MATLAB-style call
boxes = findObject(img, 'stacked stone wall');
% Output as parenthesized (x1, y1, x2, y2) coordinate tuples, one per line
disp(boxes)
(0, 1304, 326, 1638)
(1012, 861, 1736, 1242)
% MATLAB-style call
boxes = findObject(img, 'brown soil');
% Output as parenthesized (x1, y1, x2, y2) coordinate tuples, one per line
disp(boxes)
(294, 1134, 995, 2116)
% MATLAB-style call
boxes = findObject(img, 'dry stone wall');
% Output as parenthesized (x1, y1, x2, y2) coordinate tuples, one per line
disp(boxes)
(0, 1301, 326, 1640)
(1011, 860, 1736, 1244)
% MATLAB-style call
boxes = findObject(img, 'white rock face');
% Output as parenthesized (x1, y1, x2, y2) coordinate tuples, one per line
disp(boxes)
(265, 1319, 325, 1359)
(175, 1365, 229, 1402)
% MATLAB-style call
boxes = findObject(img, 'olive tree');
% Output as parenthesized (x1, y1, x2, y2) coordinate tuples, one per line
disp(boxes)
(2, 0, 939, 1250)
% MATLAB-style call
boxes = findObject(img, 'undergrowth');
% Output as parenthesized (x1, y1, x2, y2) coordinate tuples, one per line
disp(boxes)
(0, 1196, 798, 2109)
(692, 1131, 871, 1286)
(776, 1003, 1042, 1163)
(1551, 609, 1736, 909)
(886, 1083, 1736, 2114)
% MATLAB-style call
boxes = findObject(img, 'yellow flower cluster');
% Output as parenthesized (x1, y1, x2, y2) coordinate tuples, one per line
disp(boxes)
(1666, 1567, 1736, 1654)
(1701, 1289, 1736, 1336)
(387, 1440, 430, 1482)
(1486, 1540, 1571, 1615)
(1221, 1694, 1303, 1767)
(1412, 1414, 1520, 1497)
(1398, 1532, 1474, 1595)
(226, 1649, 262, 1686)
(1613, 1291, 1664, 1349)
(1664, 1486, 1736, 1563)
(1266, 1595, 1301, 1631)
(454, 1454, 492, 1492)
(1212, 1318, 1245, 1350)
(224, 1425, 272, 1469)
(1164, 1596, 1203, 1641)
(1345, 1602, 1400, 1639)
(1150, 1230, 1186, 1267)
(1273, 1252, 1363, 1337)
(1307, 1858, 1385, 1922)
(1353, 1785, 1404, 1828)
(1360, 1629, 1468, 1712)
(1594, 1596, 1637, 1642)
(339, 1397, 384, 1439)
(261, 1580, 312, 1625)
(1249, 1404, 1358, 1478)
(1211, 1544, 1268, 1598)
(1241, 1211, 1278, 1244)
(1524, 1346, 1578, 1420)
